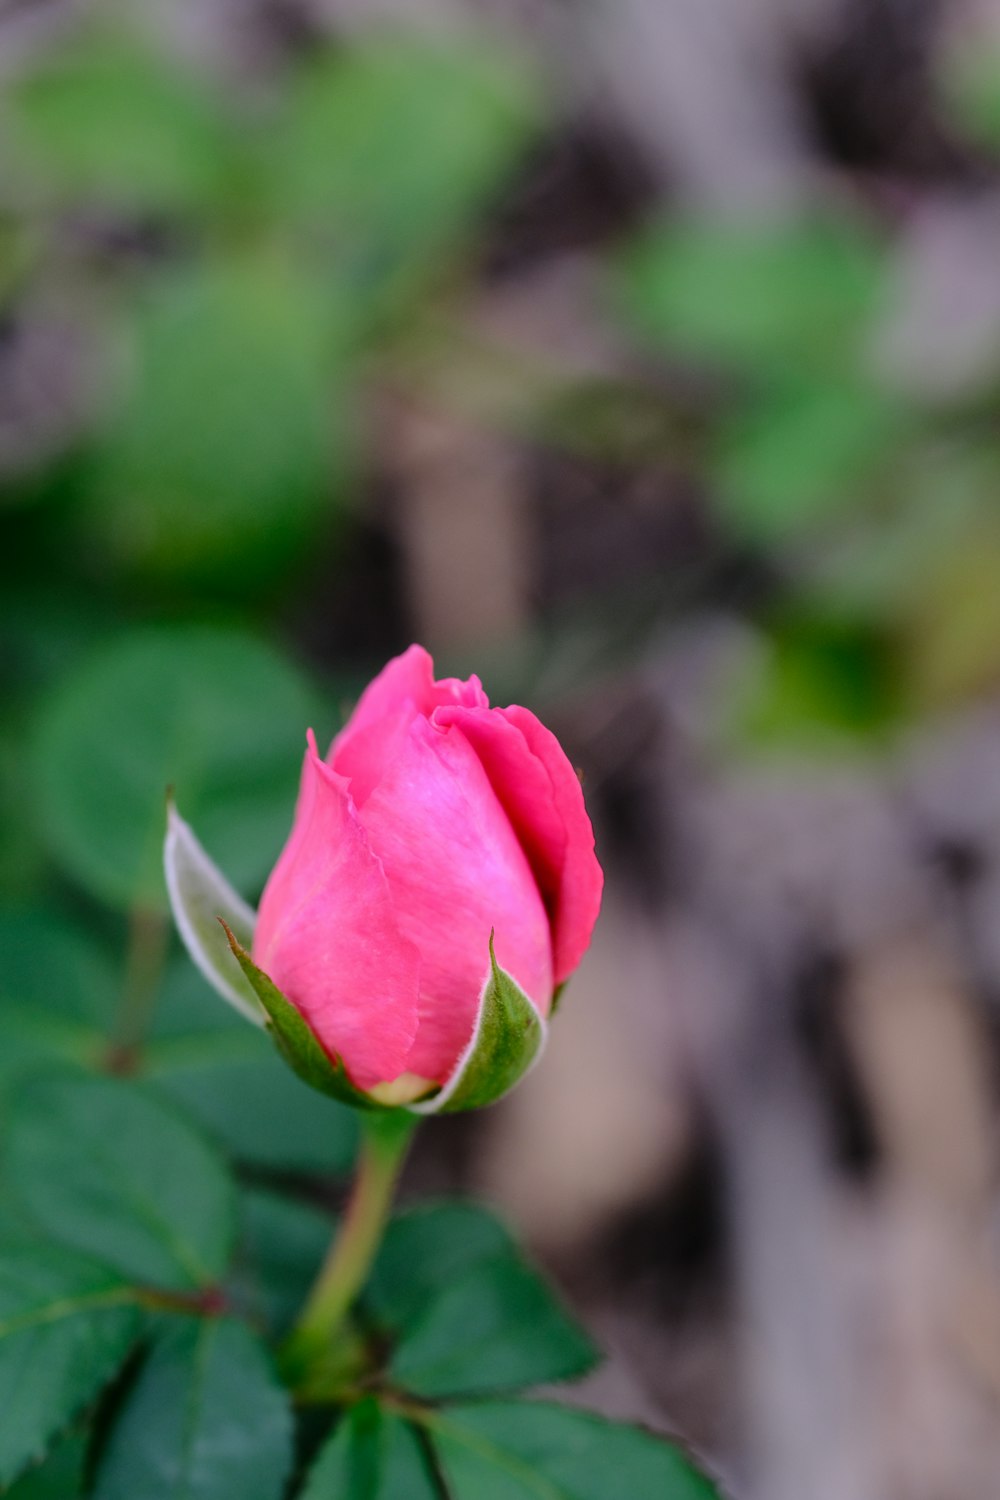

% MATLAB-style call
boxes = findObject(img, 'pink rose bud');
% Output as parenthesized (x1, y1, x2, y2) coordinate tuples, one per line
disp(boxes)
(165, 645, 602, 1111)
(253, 646, 602, 1102)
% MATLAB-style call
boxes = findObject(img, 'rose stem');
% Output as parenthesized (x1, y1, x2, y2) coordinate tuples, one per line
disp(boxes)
(106, 904, 168, 1073)
(282, 1108, 417, 1381)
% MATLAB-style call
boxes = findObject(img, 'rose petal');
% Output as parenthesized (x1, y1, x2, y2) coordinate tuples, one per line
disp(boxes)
(329, 644, 487, 807)
(253, 734, 421, 1090)
(358, 715, 553, 1082)
(436, 704, 603, 984)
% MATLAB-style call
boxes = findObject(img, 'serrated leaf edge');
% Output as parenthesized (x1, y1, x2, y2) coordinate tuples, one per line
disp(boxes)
(420, 1400, 727, 1500)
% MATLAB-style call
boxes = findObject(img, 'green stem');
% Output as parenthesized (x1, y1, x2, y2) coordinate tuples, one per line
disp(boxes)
(282, 1110, 416, 1383)
(106, 905, 168, 1072)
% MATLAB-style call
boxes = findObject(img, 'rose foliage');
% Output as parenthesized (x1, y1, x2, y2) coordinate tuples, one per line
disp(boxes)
(0, 637, 722, 1499)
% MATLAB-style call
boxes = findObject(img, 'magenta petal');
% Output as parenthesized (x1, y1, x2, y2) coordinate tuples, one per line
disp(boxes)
(357, 715, 553, 1083)
(330, 644, 488, 807)
(436, 704, 603, 984)
(253, 737, 421, 1090)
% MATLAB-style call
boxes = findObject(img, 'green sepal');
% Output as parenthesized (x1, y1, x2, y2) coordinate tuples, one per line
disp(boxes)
(163, 800, 264, 1026)
(413, 934, 547, 1115)
(219, 923, 383, 1112)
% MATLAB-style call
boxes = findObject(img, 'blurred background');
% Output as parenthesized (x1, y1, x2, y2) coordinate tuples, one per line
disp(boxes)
(5, 0, 1000, 1494)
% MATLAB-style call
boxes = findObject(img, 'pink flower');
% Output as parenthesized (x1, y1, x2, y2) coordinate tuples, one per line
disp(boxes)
(251, 645, 603, 1097)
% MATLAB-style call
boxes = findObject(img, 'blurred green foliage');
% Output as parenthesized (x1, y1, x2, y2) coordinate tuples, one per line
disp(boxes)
(3, 2, 1000, 1074)
(0, 41, 552, 1488)
(6, 31, 243, 218)
(1, 5, 999, 1127)
(4, 6, 998, 831)
(0, 15, 536, 589)
(85, 255, 344, 583)
(731, 611, 899, 757)
(615, 173, 1000, 742)
(33, 626, 320, 909)
(266, 41, 537, 287)
(0, 11, 536, 1318)
(0, 12, 538, 891)
(620, 217, 887, 376)
(941, 37, 1000, 151)
(6, 7, 998, 1492)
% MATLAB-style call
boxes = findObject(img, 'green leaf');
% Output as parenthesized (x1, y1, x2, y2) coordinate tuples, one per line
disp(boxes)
(370, 1204, 596, 1401)
(0, 921, 357, 1177)
(237, 1188, 334, 1336)
(366, 1201, 513, 1333)
(429, 1401, 723, 1500)
(143, 961, 360, 1175)
(0, 1243, 142, 1488)
(0, 718, 49, 904)
(222, 925, 379, 1110)
(267, 41, 537, 292)
(150, 1047, 361, 1175)
(729, 611, 898, 756)
(415, 936, 546, 1115)
(619, 216, 885, 374)
(389, 1252, 597, 1400)
(163, 803, 263, 1026)
(93, 1318, 292, 1500)
(0, 907, 114, 1026)
(84, 256, 346, 585)
(150, 955, 260, 1043)
(33, 625, 317, 910)
(6, 1074, 236, 1292)
(711, 377, 905, 543)
(0, 587, 117, 697)
(942, 44, 1000, 152)
(0, 907, 115, 1085)
(7, 29, 242, 218)
(4, 1430, 87, 1499)
(300, 1400, 439, 1500)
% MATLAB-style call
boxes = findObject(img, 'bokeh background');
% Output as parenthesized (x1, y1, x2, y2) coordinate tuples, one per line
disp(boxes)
(5, 0, 1000, 1494)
